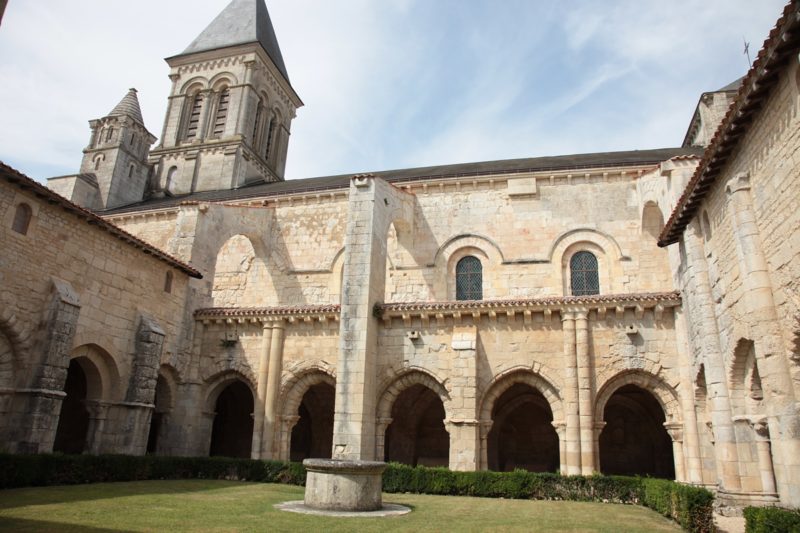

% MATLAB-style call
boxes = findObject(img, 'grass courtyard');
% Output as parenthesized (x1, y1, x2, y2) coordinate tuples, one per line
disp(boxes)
(0, 480, 681, 532)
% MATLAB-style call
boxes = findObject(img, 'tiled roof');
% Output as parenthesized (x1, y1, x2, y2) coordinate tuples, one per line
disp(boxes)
(1, 162, 202, 278)
(660, 0, 800, 246)
(103, 146, 701, 215)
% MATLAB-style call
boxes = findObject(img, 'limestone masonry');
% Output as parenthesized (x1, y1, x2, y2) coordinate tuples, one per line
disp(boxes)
(2, 0, 799, 512)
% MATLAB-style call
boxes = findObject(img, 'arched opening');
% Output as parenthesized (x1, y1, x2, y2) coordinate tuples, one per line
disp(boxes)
(290, 382, 335, 461)
(212, 235, 257, 307)
(146, 374, 172, 454)
(570, 251, 599, 296)
(487, 383, 558, 472)
(599, 384, 674, 478)
(455, 255, 483, 301)
(384, 384, 449, 466)
(53, 359, 91, 454)
(209, 380, 254, 458)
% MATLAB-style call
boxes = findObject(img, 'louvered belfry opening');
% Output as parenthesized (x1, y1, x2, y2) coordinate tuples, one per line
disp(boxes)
(185, 93, 204, 140)
(212, 89, 230, 137)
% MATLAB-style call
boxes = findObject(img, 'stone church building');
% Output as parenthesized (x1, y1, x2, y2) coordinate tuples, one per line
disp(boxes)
(2, 0, 799, 510)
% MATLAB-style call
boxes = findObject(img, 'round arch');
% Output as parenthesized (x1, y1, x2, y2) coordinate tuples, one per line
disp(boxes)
(479, 368, 564, 423)
(203, 370, 256, 412)
(376, 368, 451, 421)
(279, 366, 336, 419)
(594, 370, 681, 425)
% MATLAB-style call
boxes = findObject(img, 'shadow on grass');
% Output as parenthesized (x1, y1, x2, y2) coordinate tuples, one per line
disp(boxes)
(0, 479, 263, 510)
(0, 516, 136, 532)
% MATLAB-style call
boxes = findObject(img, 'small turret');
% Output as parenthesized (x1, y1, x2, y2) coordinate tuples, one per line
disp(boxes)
(48, 88, 157, 210)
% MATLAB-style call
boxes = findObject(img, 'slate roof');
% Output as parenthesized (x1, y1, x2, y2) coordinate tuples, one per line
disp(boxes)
(176, 0, 290, 84)
(108, 88, 145, 125)
(660, 0, 800, 246)
(102, 146, 701, 215)
(716, 77, 744, 93)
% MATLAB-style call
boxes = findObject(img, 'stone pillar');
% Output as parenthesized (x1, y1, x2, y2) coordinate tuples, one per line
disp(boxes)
(683, 224, 741, 491)
(593, 421, 606, 472)
(479, 421, 493, 470)
(85, 400, 110, 454)
(674, 306, 704, 484)
(262, 321, 284, 458)
(575, 311, 595, 475)
(665, 422, 686, 482)
(195, 89, 214, 141)
(726, 174, 800, 506)
(252, 323, 273, 458)
(333, 175, 412, 461)
(750, 417, 777, 495)
(448, 325, 480, 471)
(552, 421, 567, 474)
(279, 414, 300, 461)
(235, 60, 256, 137)
(561, 311, 581, 475)
(125, 314, 165, 404)
(374, 417, 392, 461)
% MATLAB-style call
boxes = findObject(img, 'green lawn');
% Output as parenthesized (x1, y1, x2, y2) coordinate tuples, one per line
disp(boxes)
(0, 480, 681, 532)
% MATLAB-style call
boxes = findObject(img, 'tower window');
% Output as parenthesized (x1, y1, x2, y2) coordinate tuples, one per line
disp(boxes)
(456, 256, 482, 301)
(185, 93, 204, 141)
(11, 203, 32, 235)
(570, 251, 599, 296)
(212, 89, 230, 137)
(252, 98, 264, 148)
(264, 115, 277, 161)
(128, 165, 135, 178)
(105, 127, 114, 142)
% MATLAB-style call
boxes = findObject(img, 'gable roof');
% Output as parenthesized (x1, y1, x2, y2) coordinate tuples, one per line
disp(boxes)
(102, 146, 701, 215)
(1, 162, 202, 278)
(660, 0, 800, 246)
(177, 0, 290, 84)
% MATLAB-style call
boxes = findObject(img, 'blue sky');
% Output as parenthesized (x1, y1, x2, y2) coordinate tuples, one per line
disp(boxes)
(0, 0, 786, 183)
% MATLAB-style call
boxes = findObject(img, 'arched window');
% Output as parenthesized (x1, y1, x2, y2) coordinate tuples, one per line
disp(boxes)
(164, 271, 173, 293)
(105, 127, 114, 142)
(264, 113, 277, 160)
(252, 98, 265, 148)
(212, 88, 230, 137)
(184, 92, 204, 141)
(456, 256, 482, 300)
(570, 251, 599, 296)
(127, 165, 135, 178)
(11, 203, 32, 235)
(165, 166, 178, 189)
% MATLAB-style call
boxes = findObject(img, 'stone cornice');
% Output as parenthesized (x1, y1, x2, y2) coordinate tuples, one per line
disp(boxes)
(193, 292, 681, 327)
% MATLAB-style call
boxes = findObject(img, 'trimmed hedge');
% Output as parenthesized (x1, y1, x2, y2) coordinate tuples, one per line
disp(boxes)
(744, 506, 800, 533)
(0, 455, 712, 532)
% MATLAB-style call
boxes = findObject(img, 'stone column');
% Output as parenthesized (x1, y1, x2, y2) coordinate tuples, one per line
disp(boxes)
(674, 306, 704, 484)
(194, 89, 213, 141)
(479, 421, 493, 470)
(575, 311, 595, 475)
(251, 323, 273, 458)
(374, 417, 392, 461)
(262, 320, 284, 458)
(561, 311, 582, 475)
(750, 417, 777, 495)
(447, 420, 480, 471)
(552, 421, 567, 474)
(278, 415, 300, 461)
(448, 325, 480, 471)
(84, 400, 110, 454)
(682, 223, 741, 491)
(665, 422, 686, 482)
(235, 60, 256, 137)
(593, 421, 606, 472)
(726, 173, 800, 506)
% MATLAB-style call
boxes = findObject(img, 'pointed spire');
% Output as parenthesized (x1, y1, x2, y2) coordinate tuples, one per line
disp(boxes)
(109, 88, 145, 125)
(180, 0, 290, 83)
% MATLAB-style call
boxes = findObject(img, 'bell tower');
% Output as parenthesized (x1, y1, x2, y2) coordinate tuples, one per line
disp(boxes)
(149, 0, 303, 195)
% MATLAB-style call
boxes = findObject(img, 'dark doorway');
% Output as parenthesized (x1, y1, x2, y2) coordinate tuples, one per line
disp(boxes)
(488, 383, 558, 472)
(384, 384, 449, 467)
(290, 382, 334, 461)
(209, 380, 254, 458)
(146, 375, 170, 454)
(599, 384, 675, 479)
(53, 359, 90, 454)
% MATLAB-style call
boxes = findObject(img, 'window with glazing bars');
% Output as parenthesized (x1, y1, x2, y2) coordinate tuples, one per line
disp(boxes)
(570, 251, 599, 296)
(456, 256, 482, 300)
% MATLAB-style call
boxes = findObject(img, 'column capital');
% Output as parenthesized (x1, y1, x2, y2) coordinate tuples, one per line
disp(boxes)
(664, 421, 684, 442)
(574, 310, 588, 322)
(725, 172, 751, 195)
(551, 420, 567, 435)
(561, 311, 576, 323)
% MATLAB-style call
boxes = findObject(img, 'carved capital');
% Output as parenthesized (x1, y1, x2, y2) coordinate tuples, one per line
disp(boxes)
(664, 422, 684, 442)
(725, 172, 751, 195)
